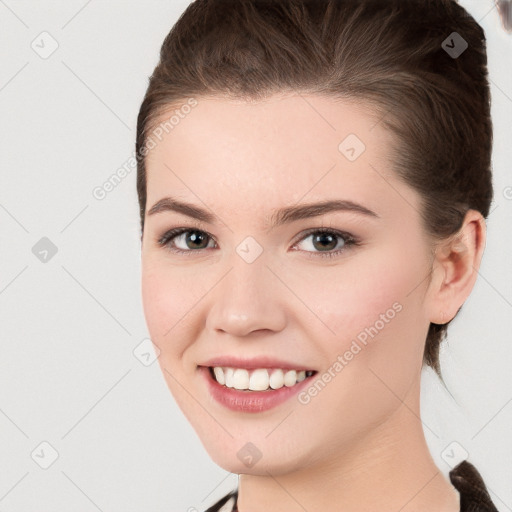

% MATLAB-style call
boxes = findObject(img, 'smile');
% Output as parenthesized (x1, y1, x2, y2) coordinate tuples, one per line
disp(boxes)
(199, 366, 318, 413)
(210, 366, 316, 391)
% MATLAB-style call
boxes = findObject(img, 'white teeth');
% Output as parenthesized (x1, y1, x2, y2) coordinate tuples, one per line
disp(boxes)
(284, 370, 297, 387)
(211, 367, 312, 391)
(249, 368, 270, 391)
(225, 367, 234, 388)
(233, 369, 250, 390)
(269, 369, 284, 389)
(213, 367, 225, 385)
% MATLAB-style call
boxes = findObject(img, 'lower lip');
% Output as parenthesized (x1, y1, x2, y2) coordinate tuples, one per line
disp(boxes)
(199, 366, 316, 413)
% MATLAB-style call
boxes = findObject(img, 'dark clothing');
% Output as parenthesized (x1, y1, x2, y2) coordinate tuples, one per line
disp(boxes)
(449, 460, 499, 512)
(204, 460, 498, 511)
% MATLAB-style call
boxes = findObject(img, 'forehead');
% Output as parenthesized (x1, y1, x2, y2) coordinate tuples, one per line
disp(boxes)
(148, 92, 389, 159)
(143, 93, 411, 221)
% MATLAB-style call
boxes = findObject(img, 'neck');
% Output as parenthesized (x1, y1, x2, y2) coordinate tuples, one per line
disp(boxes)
(236, 376, 460, 512)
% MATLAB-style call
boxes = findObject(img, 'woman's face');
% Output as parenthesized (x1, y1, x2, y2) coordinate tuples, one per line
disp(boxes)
(141, 93, 438, 474)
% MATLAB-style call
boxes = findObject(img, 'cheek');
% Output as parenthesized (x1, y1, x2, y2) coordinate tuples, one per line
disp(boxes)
(141, 262, 206, 420)
(140, 261, 198, 364)
(281, 251, 428, 454)
(325, 262, 421, 339)
(290, 243, 429, 388)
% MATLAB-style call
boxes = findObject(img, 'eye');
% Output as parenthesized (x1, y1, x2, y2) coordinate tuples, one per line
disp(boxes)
(157, 227, 358, 259)
(157, 228, 216, 254)
(292, 228, 358, 259)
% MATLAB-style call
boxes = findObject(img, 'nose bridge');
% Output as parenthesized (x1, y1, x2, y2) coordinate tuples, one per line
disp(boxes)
(206, 246, 286, 336)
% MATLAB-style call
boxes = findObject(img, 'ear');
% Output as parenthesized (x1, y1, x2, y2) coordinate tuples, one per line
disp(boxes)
(425, 210, 487, 324)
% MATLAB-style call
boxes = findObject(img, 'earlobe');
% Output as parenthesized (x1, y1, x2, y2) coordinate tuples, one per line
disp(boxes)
(427, 210, 486, 325)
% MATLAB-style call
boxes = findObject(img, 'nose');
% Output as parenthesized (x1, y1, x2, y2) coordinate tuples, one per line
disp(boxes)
(205, 253, 287, 338)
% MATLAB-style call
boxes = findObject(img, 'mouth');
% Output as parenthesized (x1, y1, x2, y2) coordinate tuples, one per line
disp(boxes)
(205, 365, 318, 392)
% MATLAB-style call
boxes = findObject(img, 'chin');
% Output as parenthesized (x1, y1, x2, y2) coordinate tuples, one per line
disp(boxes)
(200, 434, 310, 476)
(211, 454, 297, 476)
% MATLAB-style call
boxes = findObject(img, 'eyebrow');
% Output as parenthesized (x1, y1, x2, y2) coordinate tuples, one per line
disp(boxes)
(147, 196, 379, 229)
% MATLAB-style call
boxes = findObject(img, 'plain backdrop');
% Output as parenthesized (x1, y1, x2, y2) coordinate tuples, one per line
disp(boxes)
(0, 1, 511, 511)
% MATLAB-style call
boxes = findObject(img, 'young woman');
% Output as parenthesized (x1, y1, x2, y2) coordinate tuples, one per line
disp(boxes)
(135, 0, 499, 510)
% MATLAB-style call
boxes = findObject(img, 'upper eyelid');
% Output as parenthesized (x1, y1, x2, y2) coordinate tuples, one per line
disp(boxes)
(292, 227, 356, 244)
(158, 226, 356, 248)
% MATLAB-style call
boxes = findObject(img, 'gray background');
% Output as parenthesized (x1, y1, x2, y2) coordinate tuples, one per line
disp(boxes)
(0, 1, 511, 511)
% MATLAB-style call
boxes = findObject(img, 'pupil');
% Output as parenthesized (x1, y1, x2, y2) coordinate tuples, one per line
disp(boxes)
(187, 231, 208, 249)
(313, 233, 337, 251)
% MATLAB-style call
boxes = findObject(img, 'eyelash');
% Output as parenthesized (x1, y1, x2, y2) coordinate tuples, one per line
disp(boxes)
(156, 227, 359, 259)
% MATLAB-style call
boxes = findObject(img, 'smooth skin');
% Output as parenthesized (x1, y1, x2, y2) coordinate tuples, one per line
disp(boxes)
(140, 93, 486, 512)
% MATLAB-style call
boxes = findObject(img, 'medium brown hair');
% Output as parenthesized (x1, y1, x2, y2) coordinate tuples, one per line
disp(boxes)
(135, 0, 493, 380)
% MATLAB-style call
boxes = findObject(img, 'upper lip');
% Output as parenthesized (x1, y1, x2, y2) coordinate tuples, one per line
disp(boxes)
(199, 355, 316, 371)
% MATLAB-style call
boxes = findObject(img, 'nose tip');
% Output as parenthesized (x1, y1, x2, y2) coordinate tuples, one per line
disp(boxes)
(212, 307, 282, 338)
(205, 262, 287, 337)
